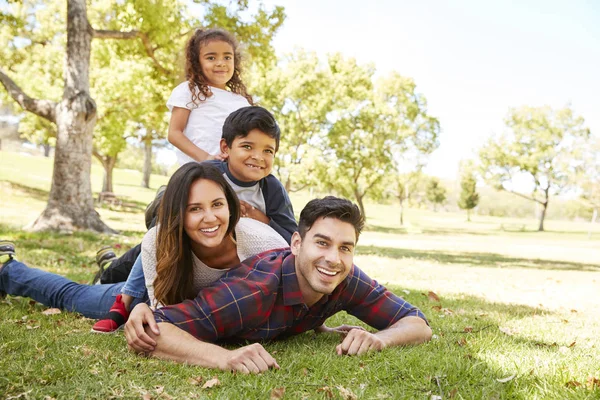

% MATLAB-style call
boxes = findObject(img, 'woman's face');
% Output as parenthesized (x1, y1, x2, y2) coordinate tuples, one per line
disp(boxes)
(184, 178, 230, 251)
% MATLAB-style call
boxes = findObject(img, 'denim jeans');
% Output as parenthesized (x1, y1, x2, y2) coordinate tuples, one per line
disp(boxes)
(0, 259, 147, 319)
(120, 254, 146, 298)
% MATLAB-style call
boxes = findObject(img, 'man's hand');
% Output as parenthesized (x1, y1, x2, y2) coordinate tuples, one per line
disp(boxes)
(239, 200, 269, 224)
(218, 343, 280, 374)
(125, 303, 160, 353)
(336, 328, 385, 356)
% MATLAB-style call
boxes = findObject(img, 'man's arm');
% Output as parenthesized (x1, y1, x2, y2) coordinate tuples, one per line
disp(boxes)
(335, 316, 432, 356)
(135, 322, 279, 373)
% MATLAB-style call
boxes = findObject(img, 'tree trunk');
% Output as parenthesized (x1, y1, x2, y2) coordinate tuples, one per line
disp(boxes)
(537, 187, 550, 232)
(141, 136, 152, 188)
(27, 0, 115, 233)
(43, 143, 51, 157)
(355, 189, 367, 220)
(398, 197, 404, 226)
(467, 209, 471, 222)
(100, 155, 117, 193)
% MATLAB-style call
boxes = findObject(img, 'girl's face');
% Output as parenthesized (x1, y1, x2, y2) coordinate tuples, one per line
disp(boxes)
(199, 40, 235, 89)
(184, 178, 231, 252)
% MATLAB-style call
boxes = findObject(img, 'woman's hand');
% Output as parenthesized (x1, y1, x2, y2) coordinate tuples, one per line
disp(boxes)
(125, 303, 160, 353)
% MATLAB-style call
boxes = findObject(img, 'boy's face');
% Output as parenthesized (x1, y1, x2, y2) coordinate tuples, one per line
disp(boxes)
(220, 129, 276, 182)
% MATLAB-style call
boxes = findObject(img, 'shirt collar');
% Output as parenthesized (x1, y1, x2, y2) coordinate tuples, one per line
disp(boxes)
(281, 253, 306, 306)
(223, 162, 259, 188)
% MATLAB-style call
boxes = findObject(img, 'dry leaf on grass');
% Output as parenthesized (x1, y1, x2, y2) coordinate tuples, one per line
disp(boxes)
(496, 374, 516, 383)
(270, 387, 285, 399)
(431, 305, 442, 312)
(188, 376, 203, 386)
(448, 388, 458, 398)
(337, 386, 357, 400)
(568, 341, 576, 348)
(463, 326, 473, 333)
(317, 386, 334, 399)
(154, 386, 164, 394)
(499, 327, 516, 336)
(587, 377, 600, 390)
(142, 394, 153, 400)
(202, 377, 220, 389)
(42, 308, 61, 315)
(427, 291, 440, 302)
(456, 338, 467, 347)
(565, 380, 582, 389)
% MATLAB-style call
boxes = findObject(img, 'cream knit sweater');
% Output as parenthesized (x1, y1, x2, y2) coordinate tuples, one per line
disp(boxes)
(141, 217, 289, 307)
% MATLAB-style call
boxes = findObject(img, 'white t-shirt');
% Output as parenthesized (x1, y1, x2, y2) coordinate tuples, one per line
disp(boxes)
(166, 82, 251, 165)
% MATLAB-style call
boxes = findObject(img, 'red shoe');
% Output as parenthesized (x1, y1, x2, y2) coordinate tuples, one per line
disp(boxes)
(91, 294, 129, 333)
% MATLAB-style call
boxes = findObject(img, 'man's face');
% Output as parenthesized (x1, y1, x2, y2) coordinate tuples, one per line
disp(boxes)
(291, 217, 356, 307)
(220, 129, 276, 182)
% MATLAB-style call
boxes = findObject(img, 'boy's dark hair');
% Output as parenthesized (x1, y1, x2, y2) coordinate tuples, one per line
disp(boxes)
(298, 196, 364, 242)
(222, 106, 281, 151)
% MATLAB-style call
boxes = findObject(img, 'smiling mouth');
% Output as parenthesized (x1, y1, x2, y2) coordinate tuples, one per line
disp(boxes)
(316, 267, 339, 276)
(200, 225, 219, 233)
(245, 163, 265, 170)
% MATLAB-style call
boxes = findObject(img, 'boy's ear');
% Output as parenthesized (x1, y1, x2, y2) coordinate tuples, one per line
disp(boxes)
(219, 139, 230, 155)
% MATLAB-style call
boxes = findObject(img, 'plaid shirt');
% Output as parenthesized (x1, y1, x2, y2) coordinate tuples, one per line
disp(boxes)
(154, 248, 427, 342)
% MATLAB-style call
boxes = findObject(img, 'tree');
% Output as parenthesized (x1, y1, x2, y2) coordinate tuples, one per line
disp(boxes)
(426, 177, 446, 211)
(0, 0, 285, 231)
(314, 61, 439, 220)
(457, 162, 479, 221)
(479, 105, 590, 231)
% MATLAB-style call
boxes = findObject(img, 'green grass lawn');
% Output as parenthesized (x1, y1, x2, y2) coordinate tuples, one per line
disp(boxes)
(1, 151, 599, 399)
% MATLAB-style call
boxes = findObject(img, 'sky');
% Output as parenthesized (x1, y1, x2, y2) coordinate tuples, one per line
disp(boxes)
(260, 0, 600, 179)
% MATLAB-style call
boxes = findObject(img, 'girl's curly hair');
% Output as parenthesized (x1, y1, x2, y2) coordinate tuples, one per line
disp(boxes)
(185, 28, 254, 106)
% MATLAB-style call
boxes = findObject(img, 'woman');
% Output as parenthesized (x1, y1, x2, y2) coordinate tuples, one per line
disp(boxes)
(0, 163, 288, 322)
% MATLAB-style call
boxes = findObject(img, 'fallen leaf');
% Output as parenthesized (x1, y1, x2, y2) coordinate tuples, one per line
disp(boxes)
(202, 377, 220, 389)
(568, 341, 576, 348)
(562, 319, 569, 324)
(142, 393, 153, 400)
(565, 380, 582, 389)
(29, 300, 37, 306)
(570, 309, 578, 313)
(586, 377, 600, 390)
(154, 386, 164, 394)
(337, 386, 357, 400)
(26, 325, 40, 330)
(302, 368, 308, 376)
(448, 388, 458, 398)
(188, 376, 204, 386)
(443, 308, 454, 315)
(499, 327, 515, 336)
(270, 387, 285, 399)
(496, 374, 516, 383)
(457, 338, 467, 347)
(427, 291, 440, 302)
(463, 326, 473, 333)
(479, 313, 488, 317)
(42, 308, 61, 316)
(431, 305, 442, 312)
(317, 386, 334, 399)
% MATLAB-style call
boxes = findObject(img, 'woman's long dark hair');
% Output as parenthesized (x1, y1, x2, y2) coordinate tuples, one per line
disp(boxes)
(185, 28, 254, 106)
(153, 163, 240, 306)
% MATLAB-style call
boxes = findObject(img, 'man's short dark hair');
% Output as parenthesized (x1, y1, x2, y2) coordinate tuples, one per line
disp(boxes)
(298, 196, 365, 241)
(222, 106, 281, 151)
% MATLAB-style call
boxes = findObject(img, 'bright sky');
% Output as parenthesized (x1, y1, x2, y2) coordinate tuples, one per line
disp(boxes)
(261, 0, 600, 179)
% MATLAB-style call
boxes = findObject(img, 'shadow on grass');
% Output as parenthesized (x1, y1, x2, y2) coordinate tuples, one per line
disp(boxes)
(357, 245, 600, 272)
(0, 181, 49, 202)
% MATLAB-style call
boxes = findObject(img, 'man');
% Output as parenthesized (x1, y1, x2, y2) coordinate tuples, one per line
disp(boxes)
(126, 196, 431, 373)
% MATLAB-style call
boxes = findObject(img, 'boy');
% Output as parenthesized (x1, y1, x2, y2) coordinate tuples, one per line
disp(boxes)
(92, 106, 296, 332)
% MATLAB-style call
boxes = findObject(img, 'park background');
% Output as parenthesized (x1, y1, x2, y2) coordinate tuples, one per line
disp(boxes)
(1, 0, 599, 399)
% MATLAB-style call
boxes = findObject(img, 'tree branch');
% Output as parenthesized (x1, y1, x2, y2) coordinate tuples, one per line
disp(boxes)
(502, 188, 544, 205)
(92, 29, 171, 75)
(0, 68, 57, 123)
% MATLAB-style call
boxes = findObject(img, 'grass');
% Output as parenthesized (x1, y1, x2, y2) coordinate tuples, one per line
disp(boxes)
(1, 151, 600, 399)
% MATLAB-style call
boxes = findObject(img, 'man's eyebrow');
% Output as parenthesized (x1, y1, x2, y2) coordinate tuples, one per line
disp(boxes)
(313, 233, 355, 246)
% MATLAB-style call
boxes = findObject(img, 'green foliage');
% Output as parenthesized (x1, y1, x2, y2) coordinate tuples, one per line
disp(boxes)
(457, 162, 479, 220)
(426, 177, 447, 210)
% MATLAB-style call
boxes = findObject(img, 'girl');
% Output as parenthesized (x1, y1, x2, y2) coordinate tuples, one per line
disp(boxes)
(168, 28, 254, 165)
(0, 164, 287, 323)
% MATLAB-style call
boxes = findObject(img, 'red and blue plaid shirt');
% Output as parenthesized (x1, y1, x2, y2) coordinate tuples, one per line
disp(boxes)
(154, 248, 427, 342)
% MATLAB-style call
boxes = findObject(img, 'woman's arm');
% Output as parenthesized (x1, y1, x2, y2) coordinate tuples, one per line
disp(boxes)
(167, 107, 214, 162)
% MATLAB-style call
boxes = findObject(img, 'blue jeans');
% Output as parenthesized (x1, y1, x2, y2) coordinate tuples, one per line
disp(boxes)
(120, 254, 146, 298)
(0, 259, 147, 319)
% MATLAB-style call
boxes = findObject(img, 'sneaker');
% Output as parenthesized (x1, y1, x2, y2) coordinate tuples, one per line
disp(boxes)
(0, 240, 15, 298)
(0, 240, 15, 266)
(92, 246, 116, 284)
(144, 185, 167, 230)
(91, 294, 129, 333)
